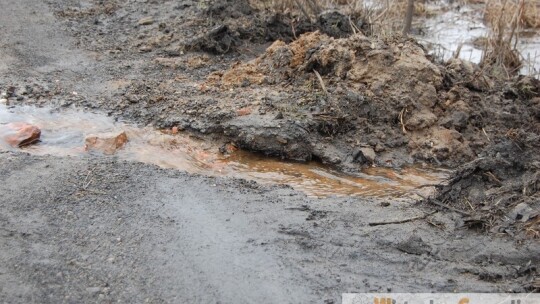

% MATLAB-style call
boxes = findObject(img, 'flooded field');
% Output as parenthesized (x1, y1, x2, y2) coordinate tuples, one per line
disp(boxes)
(0, 103, 448, 198)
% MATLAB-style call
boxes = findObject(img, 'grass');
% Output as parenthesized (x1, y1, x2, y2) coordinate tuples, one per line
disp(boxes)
(480, 0, 527, 77)
(484, 0, 540, 29)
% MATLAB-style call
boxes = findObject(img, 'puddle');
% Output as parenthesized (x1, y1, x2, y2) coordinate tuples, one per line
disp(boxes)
(417, 3, 540, 75)
(0, 104, 449, 198)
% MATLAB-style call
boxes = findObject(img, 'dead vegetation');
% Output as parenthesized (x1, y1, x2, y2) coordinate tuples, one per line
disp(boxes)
(252, 0, 437, 36)
(483, 0, 540, 29)
(480, 0, 527, 77)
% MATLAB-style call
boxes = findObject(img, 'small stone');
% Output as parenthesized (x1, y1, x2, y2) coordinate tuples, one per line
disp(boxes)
(139, 45, 152, 53)
(171, 126, 179, 134)
(509, 203, 533, 222)
(0, 98, 7, 104)
(354, 147, 376, 164)
(86, 287, 101, 294)
(0, 122, 41, 147)
(396, 235, 431, 255)
(138, 17, 154, 25)
(85, 131, 128, 155)
(236, 107, 252, 116)
(374, 143, 385, 152)
(276, 136, 288, 144)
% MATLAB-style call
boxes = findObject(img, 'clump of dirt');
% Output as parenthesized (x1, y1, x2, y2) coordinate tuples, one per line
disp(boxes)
(207, 31, 539, 234)
(181, 0, 364, 54)
(429, 79, 540, 237)
(209, 32, 481, 166)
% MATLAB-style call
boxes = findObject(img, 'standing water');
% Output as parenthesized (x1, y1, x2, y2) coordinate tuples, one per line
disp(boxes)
(0, 104, 448, 198)
(417, 3, 540, 76)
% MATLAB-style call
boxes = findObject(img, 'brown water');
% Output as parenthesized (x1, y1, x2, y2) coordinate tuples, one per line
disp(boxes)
(0, 104, 449, 198)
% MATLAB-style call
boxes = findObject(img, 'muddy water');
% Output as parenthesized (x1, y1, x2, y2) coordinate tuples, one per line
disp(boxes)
(416, 3, 540, 75)
(0, 104, 448, 198)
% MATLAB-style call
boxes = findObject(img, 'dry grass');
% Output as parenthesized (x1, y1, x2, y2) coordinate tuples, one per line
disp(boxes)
(484, 0, 540, 29)
(480, 0, 527, 77)
(251, 0, 436, 35)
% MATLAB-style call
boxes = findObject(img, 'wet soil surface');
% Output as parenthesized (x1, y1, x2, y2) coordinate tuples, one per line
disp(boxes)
(1, 0, 539, 302)
(1, 152, 539, 303)
(0, 103, 448, 198)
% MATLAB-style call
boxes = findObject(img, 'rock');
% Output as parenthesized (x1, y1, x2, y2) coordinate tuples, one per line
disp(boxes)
(138, 17, 154, 26)
(406, 108, 437, 130)
(354, 147, 376, 164)
(139, 45, 153, 53)
(85, 131, 128, 155)
(86, 287, 101, 294)
(0, 98, 7, 104)
(509, 203, 534, 222)
(441, 111, 469, 131)
(396, 235, 431, 255)
(236, 107, 252, 116)
(0, 122, 41, 147)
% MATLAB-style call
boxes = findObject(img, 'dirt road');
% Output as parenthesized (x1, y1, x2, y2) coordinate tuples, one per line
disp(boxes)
(0, 0, 539, 303)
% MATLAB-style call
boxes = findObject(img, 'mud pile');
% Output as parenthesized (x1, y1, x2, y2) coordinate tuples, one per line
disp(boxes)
(42, 0, 540, 236)
(210, 32, 480, 166)
(210, 32, 540, 234)
(183, 0, 364, 54)
(431, 78, 540, 237)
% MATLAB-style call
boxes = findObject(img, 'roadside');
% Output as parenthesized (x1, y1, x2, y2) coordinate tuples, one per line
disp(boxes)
(1, 152, 539, 303)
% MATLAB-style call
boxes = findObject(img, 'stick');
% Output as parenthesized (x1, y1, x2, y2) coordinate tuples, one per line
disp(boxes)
(399, 107, 407, 134)
(313, 69, 328, 97)
(403, 0, 415, 35)
(429, 199, 471, 216)
(369, 211, 437, 226)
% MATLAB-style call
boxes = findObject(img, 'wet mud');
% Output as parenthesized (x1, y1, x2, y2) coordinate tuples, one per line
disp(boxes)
(0, 0, 535, 237)
(0, 103, 447, 198)
(1, 0, 539, 301)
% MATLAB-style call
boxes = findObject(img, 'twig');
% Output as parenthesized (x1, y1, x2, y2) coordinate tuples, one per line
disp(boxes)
(348, 15, 360, 35)
(293, 0, 312, 22)
(429, 199, 471, 216)
(369, 211, 437, 226)
(465, 198, 476, 211)
(482, 128, 491, 142)
(484, 171, 503, 185)
(399, 107, 408, 134)
(313, 69, 328, 97)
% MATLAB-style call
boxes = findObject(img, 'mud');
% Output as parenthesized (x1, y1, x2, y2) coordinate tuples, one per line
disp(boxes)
(1, 0, 540, 301)
(0, 0, 533, 234)
(0, 103, 447, 198)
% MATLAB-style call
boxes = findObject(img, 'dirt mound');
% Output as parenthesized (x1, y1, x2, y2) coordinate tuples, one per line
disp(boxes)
(210, 32, 486, 167)
(429, 79, 540, 237)
(207, 32, 540, 236)
(182, 0, 364, 54)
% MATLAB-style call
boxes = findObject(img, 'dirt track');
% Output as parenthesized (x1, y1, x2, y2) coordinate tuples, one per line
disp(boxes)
(1, 0, 539, 303)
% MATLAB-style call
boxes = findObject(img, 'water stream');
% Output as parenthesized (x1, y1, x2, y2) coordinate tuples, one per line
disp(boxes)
(0, 104, 449, 198)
